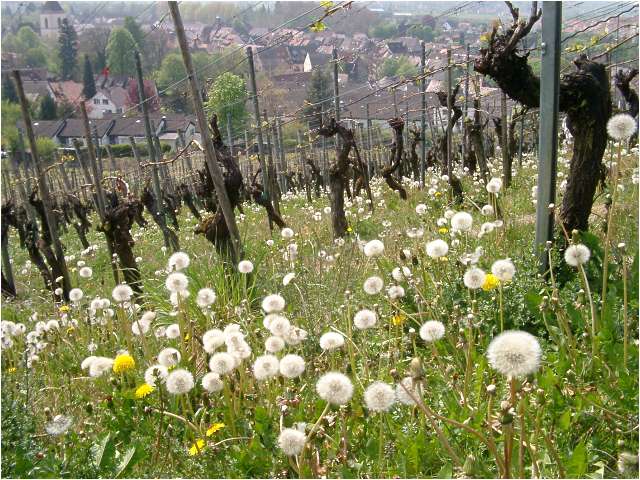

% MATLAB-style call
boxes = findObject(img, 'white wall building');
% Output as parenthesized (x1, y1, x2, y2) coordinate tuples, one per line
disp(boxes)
(40, 1, 67, 39)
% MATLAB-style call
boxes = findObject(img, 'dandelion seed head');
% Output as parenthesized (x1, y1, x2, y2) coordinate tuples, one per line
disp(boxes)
(201, 372, 224, 393)
(69, 288, 83, 302)
(168, 252, 190, 271)
(426, 239, 449, 258)
(165, 323, 181, 339)
(144, 365, 169, 387)
(278, 428, 306, 456)
(283, 326, 308, 346)
(262, 294, 286, 313)
(267, 314, 291, 337)
(487, 330, 542, 378)
(564, 244, 591, 267)
(165, 272, 189, 293)
(451, 212, 473, 232)
(166, 368, 195, 394)
(238, 260, 254, 274)
(281, 227, 294, 239)
(486, 177, 503, 193)
(279, 354, 305, 378)
(363, 239, 385, 257)
(45, 415, 73, 436)
(607, 113, 637, 140)
(196, 288, 216, 308)
(363, 276, 384, 295)
(364, 381, 396, 412)
(253, 354, 280, 381)
(283, 272, 295, 286)
(132, 318, 151, 335)
(353, 309, 377, 330)
(112, 284, 133, 303)
(316, 372, 354, 405)
(79, 267, 93, 279)
(396, 377, 423, 406)
(89, 357, 114, 377)
(387, 285, 405, 300)
(419, 320, 445, 342)
(463, 267, 486, 290)
(203, 329, 225, 353)
(158, 347, 181, 368)
(209, 352, 236, 375)
(265, 335, 285, 353)
(319, 331, 345, 351)
(491, 259, 516, 282)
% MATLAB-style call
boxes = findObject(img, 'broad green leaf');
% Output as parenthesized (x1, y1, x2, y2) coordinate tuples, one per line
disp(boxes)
(90, 433, 115, 470)
(559, 409, 571, 431)
(566, 442, 588, 478)
(115, 445, 137, 478)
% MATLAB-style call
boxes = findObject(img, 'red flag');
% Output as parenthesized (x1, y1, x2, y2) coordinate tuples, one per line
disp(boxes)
(101, 66, 109, 77)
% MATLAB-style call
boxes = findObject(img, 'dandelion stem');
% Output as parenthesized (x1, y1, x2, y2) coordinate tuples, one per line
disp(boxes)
(498, 284, 504, 332)
(622, 256, 629, 366)
(578, 263, 598, 356)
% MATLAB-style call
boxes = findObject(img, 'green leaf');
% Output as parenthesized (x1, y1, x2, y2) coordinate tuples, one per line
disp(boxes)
(115, 445, 137, 478)
(436, 463, 453, 478)
(559, 409, 572, 431)
(91, 433, 115, 470)
(566, 442, 588, 478)
(310, 21, 326, 32)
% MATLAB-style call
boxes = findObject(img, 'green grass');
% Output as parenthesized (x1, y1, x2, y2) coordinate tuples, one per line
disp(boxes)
(1, 144, 638, 478)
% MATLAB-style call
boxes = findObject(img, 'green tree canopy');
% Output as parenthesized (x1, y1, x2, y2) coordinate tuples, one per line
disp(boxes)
(378, 56, 418, 80)
(124, 16, 145, 52)
(156, 51, 212, 112)
(58, 18, 78, 80)
(106, 27, 138, 76)
(16, 25, 41, 50)
(368, 21, 398, 40)
(38, 94, 57, 120)
(24, 47, 48, 68)
(304, 68, 332, 128)
(82, 54, 97, 100)
(1, 100, 21, 151)
(2, 76, 18, 103)
(204, 72, 248, 134)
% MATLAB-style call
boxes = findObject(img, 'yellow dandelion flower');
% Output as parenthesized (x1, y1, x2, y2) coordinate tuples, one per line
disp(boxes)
(66, 327, 75, 334)
(58, 305, 70, 313)
(135, 383, 154, 399)
(435, 191, 442, 197)
(482, 273, 500, 291)
(438, 227, 448, 234)
(188, 439, 206, 456)
(439, 256, 448, 262)
(346, 226, 353, 233)
(184, 333, 190, 341)
(392, 314, 406, 326)
(206, 423, 225, 437)
(112, 353, 135, 374)
(7, 367, 17, 374)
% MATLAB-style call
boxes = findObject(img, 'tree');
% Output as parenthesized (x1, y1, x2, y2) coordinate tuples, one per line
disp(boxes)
(106, 27, 138, 76)
(39, 94, 57, 120)
(124, 16, 144, 52)
(368, 21, 398, 40)
(58, 18, 78, 80)
(16, 25, 41, 50)
(409, 24, 434, 42)
(2, 76, 18, 103)
(82, 54, 97, 100)
(204, 72, 248, 133)
(1, 100, 21, 151)
(304, 68, 332, 129)
(378, 56, 418, 79)
(79, 27, 110, 72)
(127, 79, 159, 112)
(156, 51, 215, 113)
(24, 47, 48, 68)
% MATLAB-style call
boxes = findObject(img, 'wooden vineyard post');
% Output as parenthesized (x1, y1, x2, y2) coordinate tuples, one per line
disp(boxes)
(246, 46, 269, 196)
(226, 111, 234, 157)
(501, 91, 511, 188)
(13, 70, 72, 299)
(169, 1, 242, 262)
(333, 47, 341, 153)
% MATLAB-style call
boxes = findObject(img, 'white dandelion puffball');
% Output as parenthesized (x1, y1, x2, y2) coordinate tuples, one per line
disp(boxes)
(426, 239, 449, 258)
(363, 239, 385, 258)
(238, 260, 254, 274)
(491, 259, 516, 282)
(279, 354, 305, 378)
(486, 330, 542, 378)
(267, 314, 291, 337)
(253, 354, 280, 381)
(81, 356, 96, 371)
(112, 284, 133, 303)
(283, 272, 296, 286)
(262, 294, 286, 313)
(165, 272, 188, 293)
(281, 227, 294, 239)
(168, 251, 190, 271)
(132, 318, 151, 336)
(364, 381, 396, 412)
(486, 177, 503, 193)
(564, 244, 591, 267)
(463, 267, 486, 290)
(201, 372, 224, 393)
(284, 326, 308, 346)
(316, 372, 354, 405)
(419, 320, 445, 342)
(165, 323, 180, 339)
(396, 376, 424, 406)
(166, 368, 195, 394)
(69, 288, 84, 302)
(209, 352, 236, 375)
(415, 203, 427, 215)
(392, 266, 411, 282)
(79, 266, 93, 279)
(158, 347, 181, 368)
(202, 329, 225, 353)
(45, 415, 73, 436)
(278, 428, 306, 456)
(363, 276, 384, 295)
(265, 335, 285, 353)
(607, 113, 637, 140)
(319, 331, 345, 351)
(481, 204, 494, 216)
(387, 285, 405, 300)
(354, 309, 377, 330)
(89, 357, 114, 377)
(451, 212, 473, 232)
(145, 365, 169, 387)
(196, 288, 217, 308)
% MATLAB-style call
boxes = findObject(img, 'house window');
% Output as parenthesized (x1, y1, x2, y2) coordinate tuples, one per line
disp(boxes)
(93, 99, 100, 104)
(57, 17, 62, 26)
(44, 18, 48, 29)
(116, 108, 122, 113)
(102, 99, 108, 105)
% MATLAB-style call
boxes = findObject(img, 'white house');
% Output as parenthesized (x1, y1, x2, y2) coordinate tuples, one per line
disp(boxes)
(40, 1, 67, 39)
(87, 88, 128, 119)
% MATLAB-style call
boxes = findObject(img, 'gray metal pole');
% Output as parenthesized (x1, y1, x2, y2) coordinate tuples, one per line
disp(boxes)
(462, 44, 470, 167)
(226, 111, 234, 157)
(332, 47, 341, 153)
(246, 46, 269, 192)
(446, 49, 453, 179)
(501, 92, 510, 187)
(420, 41, 427, 187)
(535, 1, 562, 273)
